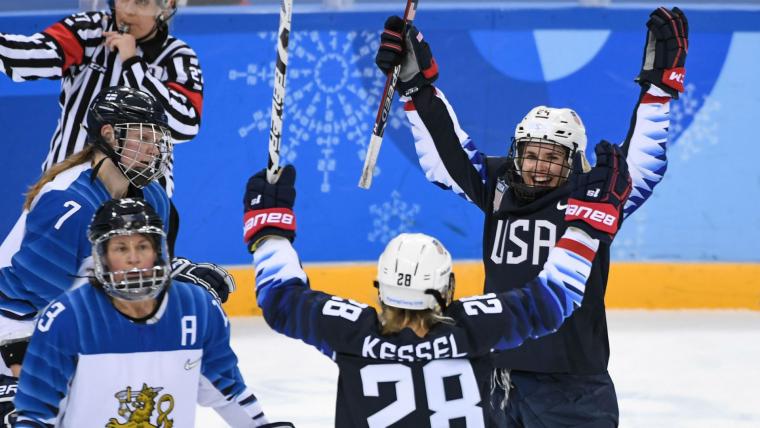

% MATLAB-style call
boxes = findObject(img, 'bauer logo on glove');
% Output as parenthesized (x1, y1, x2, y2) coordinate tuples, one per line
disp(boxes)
(564, 141, 632, 243)
(243, 209, 295, 241)
(565, 201, 619, 235)
(242, 165, 297, 252)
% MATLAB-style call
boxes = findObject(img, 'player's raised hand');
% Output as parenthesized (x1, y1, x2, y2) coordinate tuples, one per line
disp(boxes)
(243, 165, 296, 252)
(565, 141, 632, 244)
(374, 15, 438, 97)
(171, 257, 236, 303)
(375, 16, 405, 74)
(635, 7, 689, 98)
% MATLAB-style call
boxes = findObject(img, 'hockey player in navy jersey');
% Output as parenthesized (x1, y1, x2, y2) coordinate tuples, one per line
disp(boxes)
(374, 7, 688, 426)
(242, 149, 630, 427)
(0, 86, 233, 421)
(13, 198, 292, 428)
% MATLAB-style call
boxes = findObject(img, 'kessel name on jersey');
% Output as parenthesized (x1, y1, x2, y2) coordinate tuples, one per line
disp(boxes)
(361, 334, 466, 362)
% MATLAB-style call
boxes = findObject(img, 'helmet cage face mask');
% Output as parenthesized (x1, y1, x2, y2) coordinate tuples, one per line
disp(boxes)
(87, 86, 172, 188)
(505, 106, 586, 202)
(505, 137, 574, 202)
(92, 226, 170, 301)
(112, 122, 172, 188)
(376, 233, 454, 311)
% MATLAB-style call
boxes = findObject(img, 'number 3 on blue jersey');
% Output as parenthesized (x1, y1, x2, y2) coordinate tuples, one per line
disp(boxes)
(37, 302, 66, 332)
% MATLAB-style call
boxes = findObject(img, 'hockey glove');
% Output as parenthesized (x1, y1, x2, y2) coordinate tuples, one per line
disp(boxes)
(243, 164, 297, 252)
(565, 141, 632, 244)
(375, 16, 438, 97)
(635, 7, 689, 99)
(171, 257, 236, 304)
(0, 374, 17, 428)
(375, 16, 405, 74)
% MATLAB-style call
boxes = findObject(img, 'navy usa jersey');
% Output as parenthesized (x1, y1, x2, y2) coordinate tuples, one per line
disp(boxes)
(404, 84, 671, 374)
(254, 227, 599, 427)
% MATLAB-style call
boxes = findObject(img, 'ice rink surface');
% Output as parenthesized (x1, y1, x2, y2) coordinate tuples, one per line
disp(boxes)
(197, 310, 760, 427)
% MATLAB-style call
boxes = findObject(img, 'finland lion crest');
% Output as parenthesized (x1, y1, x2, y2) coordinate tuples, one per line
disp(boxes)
(106, 383, 174, 428)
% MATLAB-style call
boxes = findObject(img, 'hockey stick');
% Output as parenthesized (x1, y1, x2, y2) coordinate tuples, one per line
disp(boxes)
(358, 0, 419, 189)
(267, 0, 293, 184)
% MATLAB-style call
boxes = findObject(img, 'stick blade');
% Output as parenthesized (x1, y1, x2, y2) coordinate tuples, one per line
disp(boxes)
(358, 134, 384, 189)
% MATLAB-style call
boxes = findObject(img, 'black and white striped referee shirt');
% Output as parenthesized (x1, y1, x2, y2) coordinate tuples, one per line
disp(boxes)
(0, 10, 204, 196)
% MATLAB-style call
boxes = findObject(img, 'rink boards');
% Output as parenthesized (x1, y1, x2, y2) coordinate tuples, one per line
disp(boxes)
(221, 262, 760, 315)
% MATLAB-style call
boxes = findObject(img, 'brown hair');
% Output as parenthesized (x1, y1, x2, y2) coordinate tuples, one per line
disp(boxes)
(24, 146, 95, 210)
(378, 304, 454, 336)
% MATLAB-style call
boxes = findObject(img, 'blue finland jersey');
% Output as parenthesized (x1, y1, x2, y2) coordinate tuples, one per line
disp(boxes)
(15, 281, 269, 427)
(0, 163, 170, 319)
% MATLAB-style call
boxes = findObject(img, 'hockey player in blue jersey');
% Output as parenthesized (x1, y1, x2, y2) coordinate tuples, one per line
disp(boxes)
(242, 149, 630, 427)
(13, 198, 292, 427)
(0, 86, 233, 421)
(0, 86, 171, 373)
(374, 7, 688, 426)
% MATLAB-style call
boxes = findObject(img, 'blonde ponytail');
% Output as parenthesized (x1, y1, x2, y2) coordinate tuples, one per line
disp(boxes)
(24, 146, 95, 210)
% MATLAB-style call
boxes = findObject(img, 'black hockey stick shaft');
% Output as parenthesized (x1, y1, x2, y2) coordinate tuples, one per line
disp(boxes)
(267, 0, 293, 184)
(358, 0, 419, 189)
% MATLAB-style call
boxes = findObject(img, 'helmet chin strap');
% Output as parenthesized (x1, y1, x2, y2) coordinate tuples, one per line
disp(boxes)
(424, 289, 448, 312)
(90, 156, 109, 184)
(134, 16, 166, 43)
(90, 130, 122, 182)
(140, 2, 177, 42)
(92, 133, 145, 189)
(135, 25, 159, 43)
(117, 2, 175, 44)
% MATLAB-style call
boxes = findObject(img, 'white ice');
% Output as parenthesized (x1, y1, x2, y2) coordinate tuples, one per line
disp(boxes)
(197, 310, 760, 427)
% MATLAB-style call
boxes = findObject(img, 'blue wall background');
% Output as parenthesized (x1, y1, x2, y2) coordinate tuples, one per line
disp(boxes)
(1, 6, 758, 264)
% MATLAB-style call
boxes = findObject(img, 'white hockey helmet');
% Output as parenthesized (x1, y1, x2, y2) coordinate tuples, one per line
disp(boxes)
(514, 106, 587, 153)
(376, 233, 453, 311)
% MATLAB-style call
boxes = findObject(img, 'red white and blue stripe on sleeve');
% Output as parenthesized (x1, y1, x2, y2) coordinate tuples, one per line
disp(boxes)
(402, 89, 488, 204)
(621, 85, 672, 218)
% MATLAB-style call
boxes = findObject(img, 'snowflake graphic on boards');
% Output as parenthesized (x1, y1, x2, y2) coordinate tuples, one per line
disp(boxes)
(670, 83, 720, 161)
(368, 191, 421, 244)
(229, 30, 409, 193)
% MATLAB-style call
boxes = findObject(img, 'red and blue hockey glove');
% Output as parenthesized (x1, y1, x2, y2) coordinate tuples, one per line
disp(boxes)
(565, 141, 632, 244)
(171, 257, 236, 303)
(375, 15, 438, 97)
(243, 165, 296, 253)
(635, 7, 689, 99)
